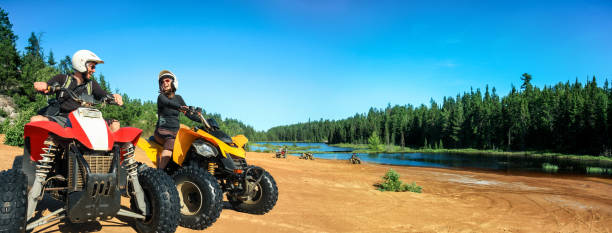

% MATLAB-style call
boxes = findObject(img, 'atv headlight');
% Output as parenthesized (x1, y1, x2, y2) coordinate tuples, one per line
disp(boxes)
(193, 139, 215, 157)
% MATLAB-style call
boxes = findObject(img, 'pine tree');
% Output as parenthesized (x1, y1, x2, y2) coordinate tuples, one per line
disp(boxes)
(0, 8, 21, 95)
(521, 73, 533, 91)
(47, 50, 56, 66)
(368, 131, 382, 151)
(24, 32, 43, 58)
(449, 95, 464, 147)
(18, 32, 47, 104)
(59, 55, 72, 74)
(97, 74, 111, 92)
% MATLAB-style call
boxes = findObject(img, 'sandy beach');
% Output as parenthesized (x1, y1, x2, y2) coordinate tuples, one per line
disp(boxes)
(1, 138, 611, 233)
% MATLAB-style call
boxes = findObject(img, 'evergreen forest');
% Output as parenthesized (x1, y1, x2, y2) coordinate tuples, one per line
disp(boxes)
(264, 74, 611, 156)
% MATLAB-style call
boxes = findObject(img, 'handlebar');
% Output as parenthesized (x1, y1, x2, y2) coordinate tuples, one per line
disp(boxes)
(183, 106, 213, 130)
(45, 84, 119, 107)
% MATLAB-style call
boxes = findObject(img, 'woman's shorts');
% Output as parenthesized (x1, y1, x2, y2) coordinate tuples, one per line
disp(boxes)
(154, 128, 177, 151)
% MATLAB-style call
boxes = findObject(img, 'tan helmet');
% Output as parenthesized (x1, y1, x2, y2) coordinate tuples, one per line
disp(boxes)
(72, 50, 104, 73)
(158, 70, 178, 92)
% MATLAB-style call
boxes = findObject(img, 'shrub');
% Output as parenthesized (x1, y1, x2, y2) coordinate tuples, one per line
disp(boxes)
(377, 169, 422, 193)
(401, 182, 423, 193)
(4, 107, 37, 146)
(368, 131, 383, 151)
(0, 116, 8, 133)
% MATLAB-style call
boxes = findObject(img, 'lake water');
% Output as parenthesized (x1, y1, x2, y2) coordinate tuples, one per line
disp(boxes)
(252, 142, 612, 177)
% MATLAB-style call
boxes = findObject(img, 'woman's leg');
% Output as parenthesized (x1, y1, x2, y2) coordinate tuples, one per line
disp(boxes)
(155, 129, 176, 170)
(158, 150, 172, 169)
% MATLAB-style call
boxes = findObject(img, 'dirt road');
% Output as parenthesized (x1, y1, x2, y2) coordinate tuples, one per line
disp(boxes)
(1, 139, 611, 233)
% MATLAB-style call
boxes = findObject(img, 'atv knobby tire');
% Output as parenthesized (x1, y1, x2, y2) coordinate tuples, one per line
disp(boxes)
(228, 166, 278, 215)
(0, 169, 27, 233)
(131, 167, 180, 233)
(11, 156, 22, 170)
(172, 166, 223, 230)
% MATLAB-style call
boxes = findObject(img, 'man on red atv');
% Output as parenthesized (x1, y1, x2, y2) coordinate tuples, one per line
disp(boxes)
(30, 50, 124, 132)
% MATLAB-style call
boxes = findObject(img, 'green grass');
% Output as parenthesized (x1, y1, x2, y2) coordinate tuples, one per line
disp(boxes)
(542, 163, 559, 173)
(332, 143, 370, 149)
(586, 167, 611, 175)
(251, 143, 321, 152)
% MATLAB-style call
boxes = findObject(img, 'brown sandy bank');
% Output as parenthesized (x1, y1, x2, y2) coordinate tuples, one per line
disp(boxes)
(1, 139, 610, 233)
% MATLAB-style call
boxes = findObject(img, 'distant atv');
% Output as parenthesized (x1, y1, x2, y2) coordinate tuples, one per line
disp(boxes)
(300, 152, 314, 160)
(349, 153, 361, 164)
(275, 149, 286, 158)
(137, 107, 278, 230)
(0, 86, 180, 233)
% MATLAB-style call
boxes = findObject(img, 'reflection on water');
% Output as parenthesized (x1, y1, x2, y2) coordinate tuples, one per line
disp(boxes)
(251, 142, 354, 152)
(255, 142, 612, 177)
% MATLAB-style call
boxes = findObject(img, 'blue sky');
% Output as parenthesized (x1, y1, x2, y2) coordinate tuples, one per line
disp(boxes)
(3, 0, 612, 131)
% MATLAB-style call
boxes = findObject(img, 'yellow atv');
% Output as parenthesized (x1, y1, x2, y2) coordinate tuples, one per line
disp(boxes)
(136, 108, 278, 230)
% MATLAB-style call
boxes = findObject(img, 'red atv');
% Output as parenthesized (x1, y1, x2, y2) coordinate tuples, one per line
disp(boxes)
(0, 86, 180, 232)
(275, 148, 287, 158)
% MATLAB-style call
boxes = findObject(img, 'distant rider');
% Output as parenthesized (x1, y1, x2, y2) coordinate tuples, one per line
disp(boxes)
(31, 50, 123, 131)
(154, 70, 205, 170)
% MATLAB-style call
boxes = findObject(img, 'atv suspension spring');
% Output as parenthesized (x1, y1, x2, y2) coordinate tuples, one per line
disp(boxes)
(37, 141, 57, 179)
(208, 162, 217, 175)
(34, 140, 57, 201)
(122, 144, 138, 179)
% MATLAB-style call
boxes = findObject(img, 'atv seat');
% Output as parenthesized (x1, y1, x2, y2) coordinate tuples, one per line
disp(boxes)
(148, 136, 162, 146)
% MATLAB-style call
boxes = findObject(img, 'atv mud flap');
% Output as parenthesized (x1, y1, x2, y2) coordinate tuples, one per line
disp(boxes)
(66, 173, 120, 223)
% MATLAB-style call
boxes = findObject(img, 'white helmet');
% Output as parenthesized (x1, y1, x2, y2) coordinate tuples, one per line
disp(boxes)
(71, 50, 104, 73)
(158, 70, 178, 91)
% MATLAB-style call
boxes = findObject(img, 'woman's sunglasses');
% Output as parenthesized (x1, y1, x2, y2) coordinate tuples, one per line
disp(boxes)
(160, 76, 174, 84)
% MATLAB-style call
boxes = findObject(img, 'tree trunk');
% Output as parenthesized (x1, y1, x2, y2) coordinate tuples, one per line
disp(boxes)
(507, 128, 512, 150)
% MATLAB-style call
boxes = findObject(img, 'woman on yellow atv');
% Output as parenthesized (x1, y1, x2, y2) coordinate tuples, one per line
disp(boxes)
(155, 70, 205, 169)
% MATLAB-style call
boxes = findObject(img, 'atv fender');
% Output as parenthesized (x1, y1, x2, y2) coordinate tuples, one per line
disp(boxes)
(24, 121, 73, 161)
(113, 127, 142, 145)
(174, 128, 207, 166)
(231, 135, 248, 148)
(136, 137, 162, 167)
(192, 129, 247, 159)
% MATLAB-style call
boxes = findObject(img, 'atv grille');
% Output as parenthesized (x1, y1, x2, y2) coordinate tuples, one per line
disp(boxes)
(68, 155, 113, 191)
(85, 155, 114, 173)
(231, 156, 248, 170)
